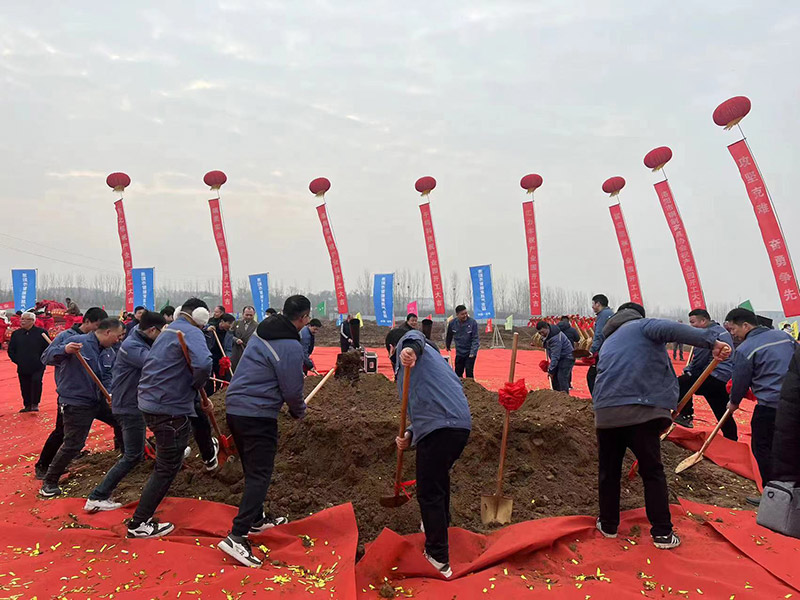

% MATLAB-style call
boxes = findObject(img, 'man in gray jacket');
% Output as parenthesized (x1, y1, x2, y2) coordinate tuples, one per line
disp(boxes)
(536, 321, 575, 392)
(593, 303, 730, 550)
(217, 295, 309, 568)
(587, 294, 614, 393)
(445, 305, 480, 379)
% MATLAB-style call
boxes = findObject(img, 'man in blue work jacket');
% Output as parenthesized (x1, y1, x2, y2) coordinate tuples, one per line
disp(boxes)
(674, 309, 736, 439)
(217, 295, 310, 567)
(127, 298, 214, 539)
(39, 318, 124, 498)
(445, 305, 480, 379)
(84, 310, 167, 513)
(725, 308, 796, 504)
(536, 321, 575, 393)
(36, 307, 109, 479)
(587, 294, 614, 394)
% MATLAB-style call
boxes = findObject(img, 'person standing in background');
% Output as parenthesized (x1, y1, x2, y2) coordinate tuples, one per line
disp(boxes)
(231, 306, 258, 371)
(9, 312, 49, 412)
(588, 294, 613, 394)
(446, 305, 480, 379)
(300, 318, 321, 374)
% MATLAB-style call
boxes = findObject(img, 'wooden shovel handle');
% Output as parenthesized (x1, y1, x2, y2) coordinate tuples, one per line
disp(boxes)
(210, 327, 234, 375)
(696, 407, 733, 457)
(175, 330, 224, 439)
(76, 351, 113, 406)
(674, 358, 720, 416)
(305, 368, 336, 405)
(393, 365, 411, 496)
(495, 333, 520, 496)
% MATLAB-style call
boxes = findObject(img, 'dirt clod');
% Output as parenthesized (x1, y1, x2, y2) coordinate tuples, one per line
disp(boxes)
(335, 351, 362, 383)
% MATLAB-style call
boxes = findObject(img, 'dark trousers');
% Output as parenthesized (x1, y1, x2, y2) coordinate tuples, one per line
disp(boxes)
(454, 354, 476, 379)
(89, 413, 146, 500)
(672, 344, 684, 360)
(190, 400, 217, 462)
(551, 360, 574, 393)
(587, 365, 598, 394)
(751, 404, 777, 487)
(37, 407, 65, 471)
(597, 419, 672, 537)
(416, 428, 470, 564)
(678, 373, 737, 441)
(227, 414, 279, 537)
(130, 414, 191, 527)
(19, 368, 45, 409)
(45, 402, 122, 485)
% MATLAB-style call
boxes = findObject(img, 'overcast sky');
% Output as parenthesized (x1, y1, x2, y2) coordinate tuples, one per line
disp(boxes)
(1, 1, 798, 314)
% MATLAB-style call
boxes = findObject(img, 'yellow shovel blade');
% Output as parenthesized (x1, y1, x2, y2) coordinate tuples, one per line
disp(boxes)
(675, 451, 703, 474)
(481, 494, 513, 525)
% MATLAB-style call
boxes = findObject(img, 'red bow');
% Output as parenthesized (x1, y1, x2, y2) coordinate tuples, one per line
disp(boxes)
(538, 359, 550, 373)
(219, 356, 232, 377)
(498, 379, 527, 411)
(579, 354, 597, 367)
(726, 379, 755, 401)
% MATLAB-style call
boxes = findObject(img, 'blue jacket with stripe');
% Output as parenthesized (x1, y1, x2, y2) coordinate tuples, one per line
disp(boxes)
(729, 327, 796, 408)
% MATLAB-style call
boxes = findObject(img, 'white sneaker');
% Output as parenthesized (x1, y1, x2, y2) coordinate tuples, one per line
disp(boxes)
(249, 514, 288, 535)
(653, 532, 681, 550)
(127, 519, 175, 539)
(183, 446, 191, 460)
(596, 518, 618, 538)
(84, 498, 122, 513)
(218, 535, 263, 567)
(205, 438, 220, 471)
(424, 551, 453, 578)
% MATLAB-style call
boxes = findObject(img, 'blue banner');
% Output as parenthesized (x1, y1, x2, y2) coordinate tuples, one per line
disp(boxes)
(12, 269, 37, 312)
(373, 273, 394, 327)
(469, 264, 495, 319)
(131, 268, 155, 311)
(249, 273, 269, 321)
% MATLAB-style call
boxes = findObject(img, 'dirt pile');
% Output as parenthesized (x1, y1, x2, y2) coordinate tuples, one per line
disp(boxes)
(60, 375, 756, 548)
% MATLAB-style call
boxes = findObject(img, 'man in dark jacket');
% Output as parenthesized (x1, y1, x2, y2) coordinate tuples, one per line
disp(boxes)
(9, 312, 49, 412)
(588, 294, 614, 393)
(39, 318, 125, 498)
(773, 344, 800, 483)
(128, 298, 214, 539)
(84, 311, 166, 513)
(125, 306, 146, 335)
(300, 318, 321, 374)
(445, 305, 480, 379)
(340, 314, 353, 353)
(593, 302, 730, 550)
(536, 321, 575, 392)
(217, 295, 309, 567)
(557, 316, 581, 347)
(725, 308, 796, 502)
(35, 307, 109, 478)
(206, 313, 235, 394)
(231, 306, 258, 371)
(674, 309, 736, 438)
(394, 328, 471, 578)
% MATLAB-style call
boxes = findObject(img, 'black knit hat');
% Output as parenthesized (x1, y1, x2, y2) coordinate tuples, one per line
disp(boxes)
(617, 302, 645, 318)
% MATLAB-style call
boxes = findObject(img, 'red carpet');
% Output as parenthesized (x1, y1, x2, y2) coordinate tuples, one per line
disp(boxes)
(0, 350, 797, 598)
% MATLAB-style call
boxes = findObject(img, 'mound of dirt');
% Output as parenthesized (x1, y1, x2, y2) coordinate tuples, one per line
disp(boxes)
(59, 375, 756, 552)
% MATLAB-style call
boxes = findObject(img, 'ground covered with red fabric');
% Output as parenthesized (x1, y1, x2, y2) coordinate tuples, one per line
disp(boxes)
(1, 351, 798, 599)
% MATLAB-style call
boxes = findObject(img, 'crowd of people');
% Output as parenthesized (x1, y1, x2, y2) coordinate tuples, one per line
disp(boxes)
(3, 292, 800, 577)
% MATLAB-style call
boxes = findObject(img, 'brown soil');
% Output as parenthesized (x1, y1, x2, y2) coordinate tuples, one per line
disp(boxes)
(312, 319, 537, 350)
(60, 376, 756, 553)
(335, 350, 362, 382)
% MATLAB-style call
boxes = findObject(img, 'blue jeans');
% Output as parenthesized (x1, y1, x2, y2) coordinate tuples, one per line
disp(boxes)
(89, 413, 146, 500)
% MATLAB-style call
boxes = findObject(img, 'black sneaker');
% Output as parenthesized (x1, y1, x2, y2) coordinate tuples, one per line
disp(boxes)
(249, 514, 288, 535)
(31, 405, 39, 412)
(218, 535, 262, 567)
(746, 495, 761, 507)
(40, 483, 62, 497)
(653, 532, 681, 549)
(34, 464, 47, 480)
(19, 407, 32, 413)
(127, 519, 175, 539)
(674, 414, 694, 429)
(596, 518, 618, 538)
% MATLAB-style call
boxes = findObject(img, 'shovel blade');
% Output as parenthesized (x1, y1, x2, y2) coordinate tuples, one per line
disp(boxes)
(660, 423, 676, 442)
(379, 494, 411, 508)
(675, 452, 703, 474)
(572, 348, 591, 358)
(481, 494, 513, 525)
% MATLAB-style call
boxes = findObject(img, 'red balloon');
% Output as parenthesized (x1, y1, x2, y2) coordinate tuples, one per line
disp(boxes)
(602, 176, 626, 196)
(713, 96, 751, 129)
(204, 170, 228, 190)
(520, 174, 543, 193)
(415, 176, 436, 196)
(643, 146, 673, 171)
(309, 177, 331, 196)
(106, 172, 131, 192)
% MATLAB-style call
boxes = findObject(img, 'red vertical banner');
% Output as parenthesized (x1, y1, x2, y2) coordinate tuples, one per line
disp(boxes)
(316, 204, 349, 314)
(114, 199, 134, 312)
(419, 203, 445, 314)
(522, 200, 541, 317)
(729, 139, 800, 316)
(653, 181, 706, 309)
(609, 204, 643, 304)
(208, 199, 233, 312)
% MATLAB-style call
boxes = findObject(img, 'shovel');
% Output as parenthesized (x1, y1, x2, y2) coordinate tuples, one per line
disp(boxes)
(675, 407, 733, 473)
(210, 327, 235, 376)
(305, 368, 336, 405)
(481, 332, 520, 525)
(572, 348, 591, 358)
(175, 330, 236, 457)
(628, 357, 722, 479)
(380, 364, 413, 508)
